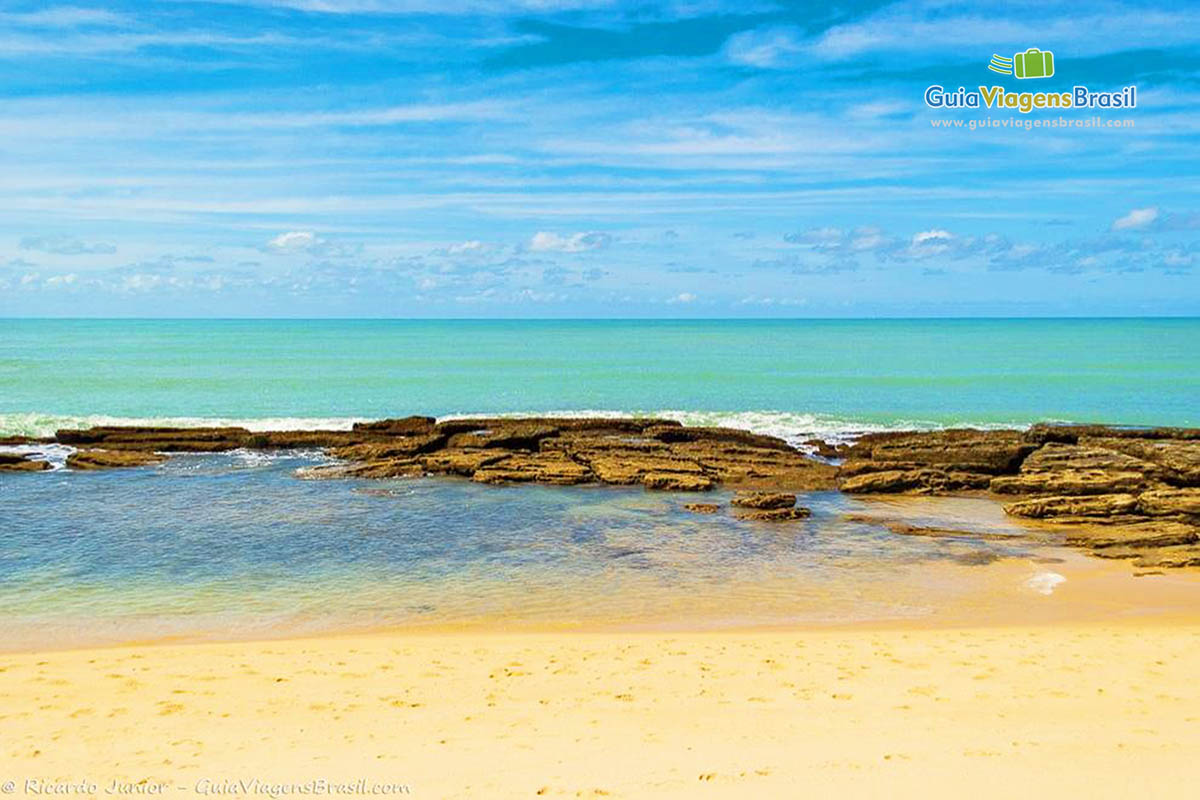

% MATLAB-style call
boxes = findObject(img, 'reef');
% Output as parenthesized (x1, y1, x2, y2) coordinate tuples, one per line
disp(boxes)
(5, 417, 1199, 569)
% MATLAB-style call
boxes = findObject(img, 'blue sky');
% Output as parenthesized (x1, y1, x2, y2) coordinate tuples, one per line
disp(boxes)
(0, 0, 1196, 317)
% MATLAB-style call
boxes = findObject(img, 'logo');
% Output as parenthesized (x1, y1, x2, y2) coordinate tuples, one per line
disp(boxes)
(989, 48, 1055, 79)
(923, 49, 1136, 114)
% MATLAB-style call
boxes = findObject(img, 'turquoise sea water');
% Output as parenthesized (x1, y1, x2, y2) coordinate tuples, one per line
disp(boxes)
(1, 318, 1198, 438)
(3, 317, 1200, 648)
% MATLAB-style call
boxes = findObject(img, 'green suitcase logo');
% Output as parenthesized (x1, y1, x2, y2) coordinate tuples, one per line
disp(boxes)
(988, 48, 1055, 79)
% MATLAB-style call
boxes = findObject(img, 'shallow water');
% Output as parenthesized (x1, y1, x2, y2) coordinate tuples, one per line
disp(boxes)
(6, 451, 1194, 650)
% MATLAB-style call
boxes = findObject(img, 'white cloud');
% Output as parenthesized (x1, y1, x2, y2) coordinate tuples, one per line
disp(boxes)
(20, 234, 116, 255)
(268, 230, 320, 250)
(806, 7, 1200, 61)
(667, 292, 696, 304)
(1111, 207, 1159, 231)
(0, 7, 129, 27)
(849, 226, 887, 251)
(528, 231, 611, 253)
(722, 26, 804, 69)
(238, 0, 621, 14)
(445, 240, 486, 254)
(1163, 249, 1193, 268)
(912, 229, 953, 245)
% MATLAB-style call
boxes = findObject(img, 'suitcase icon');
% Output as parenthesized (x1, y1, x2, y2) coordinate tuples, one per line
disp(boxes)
(1013, 48, 1054, 79)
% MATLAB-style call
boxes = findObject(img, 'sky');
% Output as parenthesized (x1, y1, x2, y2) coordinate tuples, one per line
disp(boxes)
(0, 0, 1197, 317)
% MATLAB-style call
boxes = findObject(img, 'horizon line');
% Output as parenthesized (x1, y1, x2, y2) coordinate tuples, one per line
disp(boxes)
(2, 315, 1199, 323)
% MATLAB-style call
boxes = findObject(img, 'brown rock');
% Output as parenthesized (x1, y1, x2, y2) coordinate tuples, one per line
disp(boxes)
(1131, 545, 1200, 569)
(436, 417, 676, 436)
(48, 416, 840, 494)
(0, 436, 39, 446)
(257, 431, 365, 449)
(1025, 423, 1200, 445)
(1019, 441, 1162, 475)
(990, 470, 1150, 496)
(1137, 488, 1200, 516)
(447, 424, 560, 451)
(683, 503, 721, 514)
(1092, 544, 1200, 569)
(989, 442, 1163, 496)
(329, 433, 447, 461)
(803, 438, 843, 458)
(642, 472, 715, 492)
(840, 429, 1035, 474)
(672, 441, 837, 490)
(646, 425, 795, 452)
(1083, 437, 1200, 486)
(0, 453, 52, 472)
(838, 459, 924, 477)
(340, 459, 426, 479)
(420, 449, 508, 476)
(56, 426, 251, 452)
(1003, 493, 1139, 519)
(351, 416, 437, 436)
(731, 492, 796, 510)
(840, 469, 992, 494)
(882, 522, 1028, 541)
(1064, 520, 1200, 550)
(67, 449, 167, 470)
(736, 507, 811, 522)
(585, 454, 705, 485)
(472, 452, 592, 486)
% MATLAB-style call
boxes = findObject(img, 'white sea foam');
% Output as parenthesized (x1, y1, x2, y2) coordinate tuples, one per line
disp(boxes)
(439, 409, 1026, 448)
(0, 443, 75, 470)
(1025, 571, 1067, 596)
(0, 410, 1029, 448)
(0, 413, 369, 439)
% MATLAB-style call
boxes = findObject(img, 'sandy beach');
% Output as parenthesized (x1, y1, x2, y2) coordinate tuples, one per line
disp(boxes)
(3, 622, 1199, 799)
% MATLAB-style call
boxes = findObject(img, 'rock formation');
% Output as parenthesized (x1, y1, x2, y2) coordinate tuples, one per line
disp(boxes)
(0, 452, 51, 472)
(8, 417, 1197, 569)
(833, 424, 1200, 569)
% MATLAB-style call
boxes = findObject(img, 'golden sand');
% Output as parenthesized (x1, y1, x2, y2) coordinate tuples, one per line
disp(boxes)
(2, 622, 1200, 799)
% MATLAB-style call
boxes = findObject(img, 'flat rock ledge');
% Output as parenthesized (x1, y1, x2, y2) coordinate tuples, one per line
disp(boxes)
(43, 417, 838, 495)
(12, 418, 1200, 569)
(0, 452, 51, 472)
(833, 424, 1200, 569)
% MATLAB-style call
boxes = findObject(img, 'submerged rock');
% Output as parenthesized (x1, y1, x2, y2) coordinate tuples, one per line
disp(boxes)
(683, 503, 721, 514)
(731, 492, 796, 510)
(1091, 544, 1200, 569)
(1064, 521, 1200, 550)
(66, 449, 166, 470)
(735, 506, 812, 522)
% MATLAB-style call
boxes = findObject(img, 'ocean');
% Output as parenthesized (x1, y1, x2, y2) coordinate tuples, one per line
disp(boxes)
(2, 317, 1198, 648)
(2, 318, 1198, 440)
